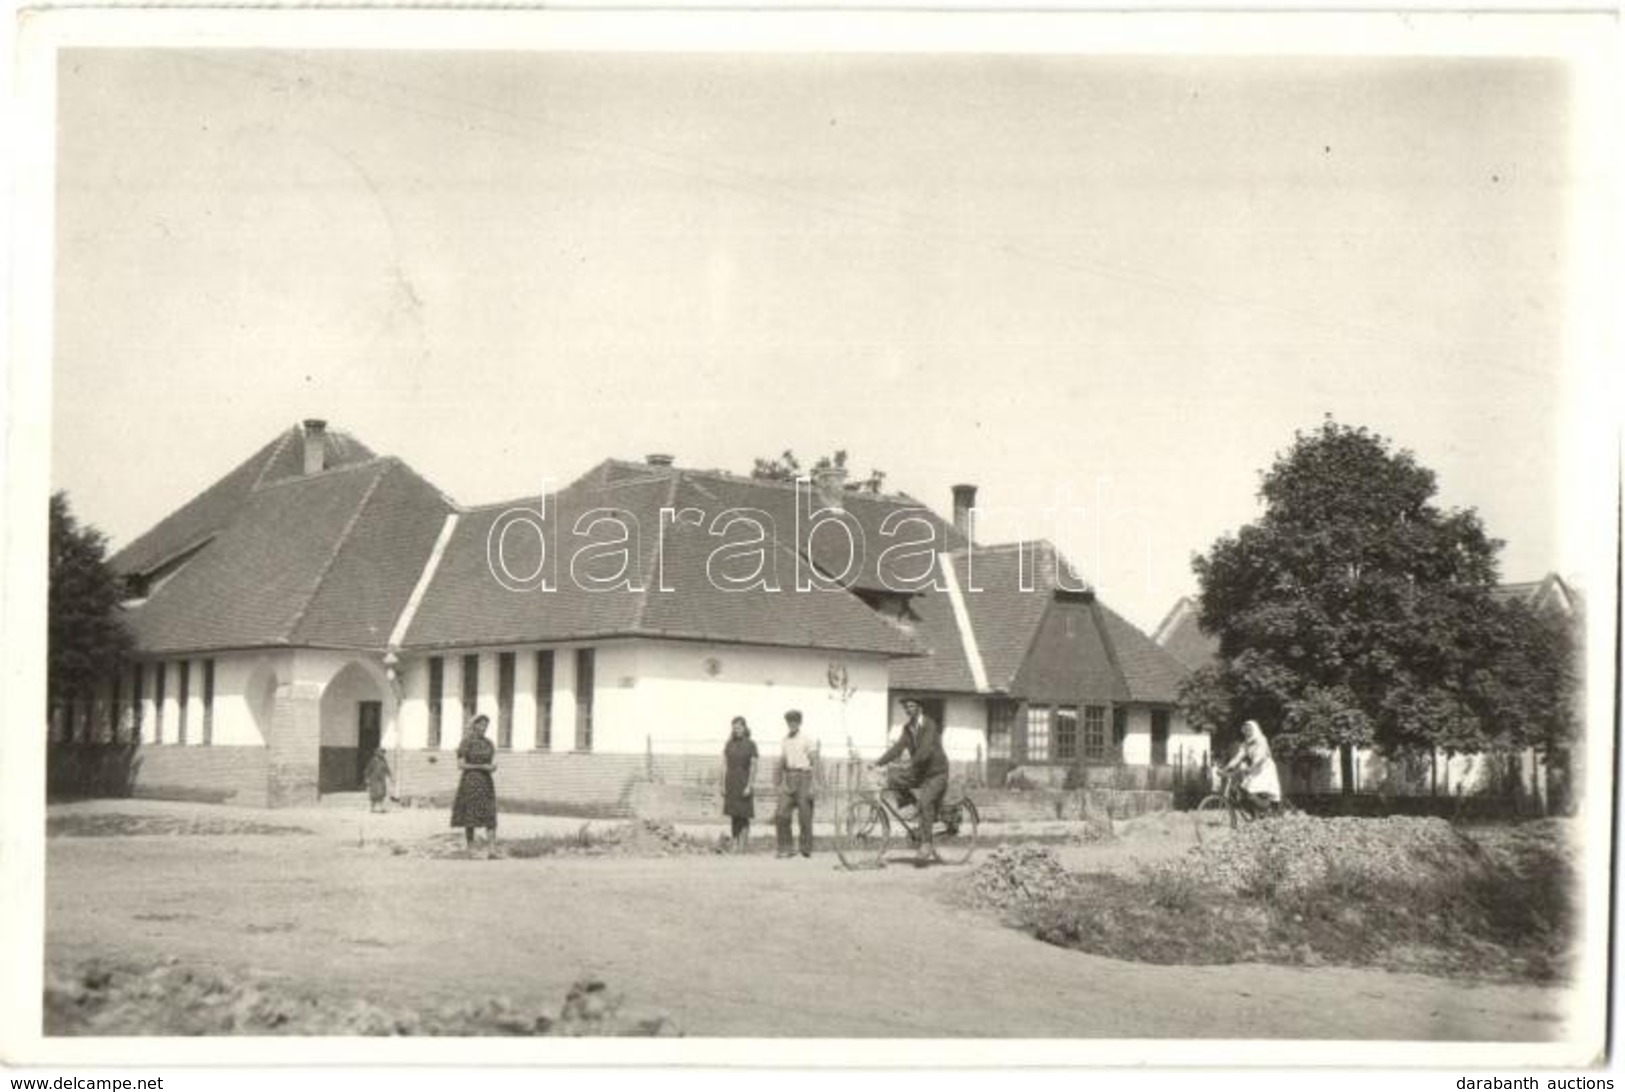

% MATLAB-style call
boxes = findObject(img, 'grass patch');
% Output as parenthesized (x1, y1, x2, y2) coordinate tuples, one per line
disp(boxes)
(400, 820, 721, 859)
(984, 815, 1576, 983)
(48, 814, 313, 838)
(46, 957, 680, 1036)
(400, 795, 630, 820)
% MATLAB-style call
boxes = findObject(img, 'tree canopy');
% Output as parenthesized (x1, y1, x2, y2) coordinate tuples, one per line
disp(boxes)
(751, 449, 886, 495)
(49, 491, 132, 710)
(1181, 419, 1575, 788)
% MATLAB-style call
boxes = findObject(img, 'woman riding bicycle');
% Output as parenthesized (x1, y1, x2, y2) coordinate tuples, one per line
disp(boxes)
(1222, 719, 1282, 818)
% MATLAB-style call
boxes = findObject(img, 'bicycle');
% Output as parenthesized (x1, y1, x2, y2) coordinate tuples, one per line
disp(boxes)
(835, 772, 980, 870)
(1191, 769, 1286, 844)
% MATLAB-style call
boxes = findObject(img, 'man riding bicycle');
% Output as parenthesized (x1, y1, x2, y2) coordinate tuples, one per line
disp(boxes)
(871, 698, 949, 863)
(1221, 719, 1282, 818)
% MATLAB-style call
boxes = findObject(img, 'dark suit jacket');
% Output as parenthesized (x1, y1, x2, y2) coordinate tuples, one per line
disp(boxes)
(878, 715, 949, 778)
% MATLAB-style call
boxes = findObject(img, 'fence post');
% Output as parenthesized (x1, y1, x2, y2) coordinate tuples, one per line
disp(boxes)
(645, 735, 653, 780)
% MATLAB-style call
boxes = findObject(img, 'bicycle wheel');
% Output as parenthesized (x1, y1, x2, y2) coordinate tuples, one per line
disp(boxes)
(1191, 794, 1234, 844)
(933, 798, 980, 865)
(836, 800, 891, 870)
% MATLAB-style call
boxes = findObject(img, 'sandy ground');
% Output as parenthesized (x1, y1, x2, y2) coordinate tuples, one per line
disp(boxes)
(43, 798, 1575, 1039)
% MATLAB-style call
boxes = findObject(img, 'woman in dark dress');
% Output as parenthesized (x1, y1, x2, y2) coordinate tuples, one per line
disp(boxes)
(721, 716, 759, 854)
(451, 714, 498, 858)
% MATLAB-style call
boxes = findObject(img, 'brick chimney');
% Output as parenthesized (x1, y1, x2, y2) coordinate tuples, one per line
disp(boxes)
(301, 419, 328, 475)
(951, 483, 977, 538)
(813, 465, 848, 510)
(645, 453, 675, 468)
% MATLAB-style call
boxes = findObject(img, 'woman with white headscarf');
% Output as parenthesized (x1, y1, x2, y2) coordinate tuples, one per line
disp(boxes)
(1222, 719, 1282, 817)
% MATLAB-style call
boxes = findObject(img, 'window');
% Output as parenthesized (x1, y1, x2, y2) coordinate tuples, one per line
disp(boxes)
(153, 663, 167, 744)
(497, 652, 515, 749)
(176, 661, 191, 744)
(1083, 705, 1107, 760)
(202, 660, 215, 745)
(1112, 707, 1129, 749)
(986, 701, 1014, 760)
(1055, 706, 1078, 761)
(575, 648, 595, 752)
(427, 657, 444, 749)
(535, 650, 555, 750)
(461, 655, 480, 728)
(1025, 705, 1052, 762)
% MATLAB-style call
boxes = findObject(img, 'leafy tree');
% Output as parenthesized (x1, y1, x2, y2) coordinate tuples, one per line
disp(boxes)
(751, 449, 886, 494)
(1180, 418, 1539, 793)
(1476, 596, 1581, 809)
(48, 491, 133, 727)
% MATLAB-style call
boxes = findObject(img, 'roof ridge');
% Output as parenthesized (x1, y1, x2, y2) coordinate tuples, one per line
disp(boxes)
(1087, 598, 1135, 702)
(284, 461, 392, 642)
(629, 472, 684, 631)
(1001, 581, 1057, 691)
(382, 455, 462, 512)
(947, 540, 1055, 557)
(939, 551, 990, 692)
(250, 427, 297, 491)
(1151, 596, 1198, 645)
(643, 461, 931, 508)
(252, 454, 390, 493)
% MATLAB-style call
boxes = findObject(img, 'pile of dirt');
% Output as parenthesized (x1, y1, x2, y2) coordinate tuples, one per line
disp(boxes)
(600, 819, 719, 856)
(47, 814, 313, 838)
(963, 844, 1077, 910)
(1007, 815, 1574, 983)
(1190, 813, 1474, 896)
(45, 957, 680, 1036)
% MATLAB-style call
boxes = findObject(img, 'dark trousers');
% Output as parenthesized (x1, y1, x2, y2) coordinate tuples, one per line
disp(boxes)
(913, 772, 948, 846)
(775, 770, 815, 855)
(886, 767, 948, 843)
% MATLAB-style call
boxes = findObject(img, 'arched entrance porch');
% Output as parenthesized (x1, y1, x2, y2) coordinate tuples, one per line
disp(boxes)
(317, 659, 397, 795)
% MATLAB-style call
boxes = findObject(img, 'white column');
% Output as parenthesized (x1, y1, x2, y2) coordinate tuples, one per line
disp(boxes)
(513, 650, 538, 751)
(479, 651, 501, 742)
(160, 663, 182, 745)
(185, 659, 207, 746)
(553, 648, 579, 751)
(118, 665, 136, 742)
(138, 664, 158, 745)
(396, 655, 428, 749)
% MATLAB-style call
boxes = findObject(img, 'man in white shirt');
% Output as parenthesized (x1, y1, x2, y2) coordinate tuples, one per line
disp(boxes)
(775, 709, 818, 858)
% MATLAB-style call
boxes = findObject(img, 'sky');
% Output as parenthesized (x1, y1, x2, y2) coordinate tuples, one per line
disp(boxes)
(50, 48, 1586, 632)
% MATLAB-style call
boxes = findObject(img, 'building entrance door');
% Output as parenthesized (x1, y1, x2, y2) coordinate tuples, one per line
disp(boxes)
(356, 701, 382, 787)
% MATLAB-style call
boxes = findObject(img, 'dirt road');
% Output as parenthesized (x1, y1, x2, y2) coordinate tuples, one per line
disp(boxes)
(43, 803, 1574, 1039)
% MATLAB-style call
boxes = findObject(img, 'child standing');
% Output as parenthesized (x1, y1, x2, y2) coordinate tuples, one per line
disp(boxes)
(364, 747, 394, 813)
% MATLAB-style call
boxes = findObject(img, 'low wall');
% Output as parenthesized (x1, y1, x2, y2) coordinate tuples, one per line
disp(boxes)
(970, 788, 1174, 823)
(395, 751, 654, 816)
(48, 743, 269, 807)
(47, 743, 1169, 821)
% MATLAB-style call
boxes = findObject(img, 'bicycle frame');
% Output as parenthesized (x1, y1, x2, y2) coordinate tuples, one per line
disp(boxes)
(855, 786, 961, 841)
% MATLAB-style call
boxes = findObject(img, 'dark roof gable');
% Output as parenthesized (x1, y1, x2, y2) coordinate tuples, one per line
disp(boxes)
(111, 425, 377, 577)
(122, 452, 454, 654)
